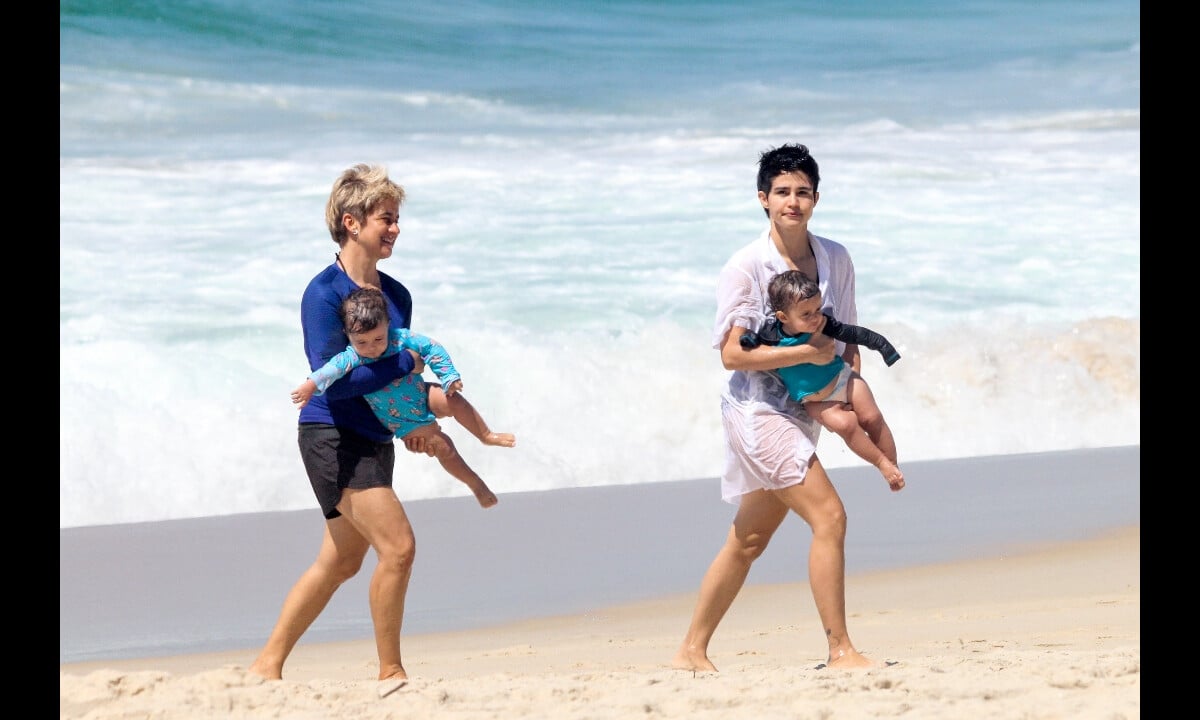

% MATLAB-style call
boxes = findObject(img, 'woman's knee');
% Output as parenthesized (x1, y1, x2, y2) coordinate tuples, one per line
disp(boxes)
(740, 536, 772, 561)
(329, 554, 366, 582)
(728, 524, 777, 562)
(810, 500, 848, 539)
(730, 491, 788, 561)
(376, 534, 417, 572)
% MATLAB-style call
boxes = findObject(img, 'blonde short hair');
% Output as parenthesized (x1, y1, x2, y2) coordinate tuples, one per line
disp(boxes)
(324, 164, 406, 245)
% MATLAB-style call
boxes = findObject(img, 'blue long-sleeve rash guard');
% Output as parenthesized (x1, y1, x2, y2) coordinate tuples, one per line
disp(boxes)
(297, 263, 416, 442)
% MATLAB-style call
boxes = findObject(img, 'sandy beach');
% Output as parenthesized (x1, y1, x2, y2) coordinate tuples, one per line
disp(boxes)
(61, 449, 1140, 719)
(61, 526, 1139, 719)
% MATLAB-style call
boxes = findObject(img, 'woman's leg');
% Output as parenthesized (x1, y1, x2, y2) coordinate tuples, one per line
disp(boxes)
(248, 517, 370, 680)
(334, 486, 417, 681)
(773, 456, 874, 668)
(672, 489, 789, 671)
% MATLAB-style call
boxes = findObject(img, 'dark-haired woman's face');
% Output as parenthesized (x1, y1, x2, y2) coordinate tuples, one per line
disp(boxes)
(759, 172, 818, 229)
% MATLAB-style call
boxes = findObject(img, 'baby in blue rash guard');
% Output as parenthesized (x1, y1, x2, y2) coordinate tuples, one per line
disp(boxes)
(291, 285, 515, 508)
(762, 270, 903, 490)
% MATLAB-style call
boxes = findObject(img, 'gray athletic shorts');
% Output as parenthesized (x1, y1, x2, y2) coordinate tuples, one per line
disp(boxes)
(298, 423, 395, 519)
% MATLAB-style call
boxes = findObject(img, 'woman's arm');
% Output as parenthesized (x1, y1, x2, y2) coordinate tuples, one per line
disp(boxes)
(719, 324, 838, 371)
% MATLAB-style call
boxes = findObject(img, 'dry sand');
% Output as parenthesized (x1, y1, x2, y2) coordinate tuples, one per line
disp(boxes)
(61, 525, 1139, 719)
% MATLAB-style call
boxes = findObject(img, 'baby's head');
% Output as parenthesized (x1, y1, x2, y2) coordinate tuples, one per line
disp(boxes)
(767, 270, 824, 335)
(340, 285, 390, 359)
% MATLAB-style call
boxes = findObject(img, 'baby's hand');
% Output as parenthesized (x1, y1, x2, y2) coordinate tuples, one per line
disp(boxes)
(291, 379, 317, 409)
(445, 379, 464, 396)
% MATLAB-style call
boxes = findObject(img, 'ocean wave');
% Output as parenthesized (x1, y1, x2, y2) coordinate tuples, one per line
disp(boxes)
(59, 314, 1139, 528)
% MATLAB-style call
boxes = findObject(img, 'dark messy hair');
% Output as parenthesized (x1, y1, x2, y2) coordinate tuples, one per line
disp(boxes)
(340, 285, 390, 335)
(767, 270, 821, 312)
(756, 143, 820, 216)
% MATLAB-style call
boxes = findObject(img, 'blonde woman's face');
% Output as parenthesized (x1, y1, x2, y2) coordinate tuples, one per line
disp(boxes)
(357, 201, 401, 260)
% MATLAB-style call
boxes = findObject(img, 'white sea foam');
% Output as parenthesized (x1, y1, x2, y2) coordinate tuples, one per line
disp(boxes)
(60, 0, 1140, 528)
(58, 311, 1139, 528)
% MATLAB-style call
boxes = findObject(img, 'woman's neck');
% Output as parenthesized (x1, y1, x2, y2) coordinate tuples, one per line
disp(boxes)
(335, 247, 380, 287)
(772, 227, 813, 266)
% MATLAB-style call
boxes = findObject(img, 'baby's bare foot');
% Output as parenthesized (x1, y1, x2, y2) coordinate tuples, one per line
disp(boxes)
(878, 459, 905, 492)
(476, 489, 498, 509)
(482, 432, 516, 448)
(465, 480, 498, 508)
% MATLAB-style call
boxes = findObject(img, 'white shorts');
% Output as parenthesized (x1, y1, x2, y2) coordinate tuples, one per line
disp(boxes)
(719, 398, 820, 504)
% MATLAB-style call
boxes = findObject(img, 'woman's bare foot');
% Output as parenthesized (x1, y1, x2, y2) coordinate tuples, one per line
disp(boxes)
(482, 431, 516, 448)
(877, 459, 905, 492)
(247, 658, 281, 680)
(377, 670, 408, 698)
(825, 648, 875, 669)
(671, 646, 718, 672)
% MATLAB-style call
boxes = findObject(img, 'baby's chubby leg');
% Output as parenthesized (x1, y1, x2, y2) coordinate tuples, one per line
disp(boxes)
(426, 383, 516, 448)
(405, 423, 498, 509)
(809, 401, 904, 492)
(401, 422, 447, 457)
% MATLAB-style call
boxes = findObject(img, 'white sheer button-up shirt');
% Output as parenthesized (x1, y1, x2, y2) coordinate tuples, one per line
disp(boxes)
(713, 228, 858, 504)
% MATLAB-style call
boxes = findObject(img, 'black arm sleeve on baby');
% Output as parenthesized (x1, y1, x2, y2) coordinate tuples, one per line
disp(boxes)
(820, 314, 901, 366)
(738, 320, 782, 349)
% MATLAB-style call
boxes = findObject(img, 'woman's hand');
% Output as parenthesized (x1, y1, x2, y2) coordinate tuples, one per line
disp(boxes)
(720, 326, 837, 371)
(403, 434, 438, 456)
(803, 330, 839, 365)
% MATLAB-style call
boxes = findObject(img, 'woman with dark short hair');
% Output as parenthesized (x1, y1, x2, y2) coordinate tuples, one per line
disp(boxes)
(674, 144, 903, 673)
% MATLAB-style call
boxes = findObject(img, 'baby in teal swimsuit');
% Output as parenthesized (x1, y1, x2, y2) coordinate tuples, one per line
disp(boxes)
(764, 270, 903, 490)
(291, 286, 515, 508)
